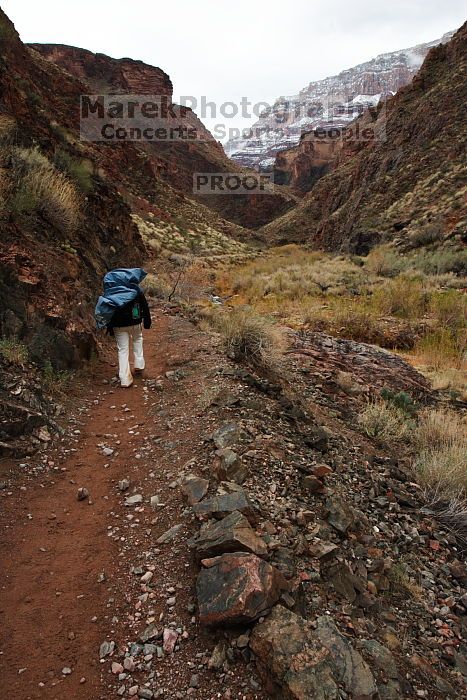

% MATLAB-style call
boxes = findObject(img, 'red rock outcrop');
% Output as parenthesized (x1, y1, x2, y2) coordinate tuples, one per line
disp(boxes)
(30, 43, 294, 228)
(29, 43, 173, 96)
(274, 129, 344, 193)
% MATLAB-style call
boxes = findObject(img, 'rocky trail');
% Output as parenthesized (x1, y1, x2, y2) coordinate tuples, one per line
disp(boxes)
(0, 304, 466, 700)
(0, 309, 266, 699)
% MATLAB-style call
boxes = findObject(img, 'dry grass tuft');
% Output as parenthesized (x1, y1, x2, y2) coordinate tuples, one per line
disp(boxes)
(11, 147, 81, 234)
(413, 441, 466, 502)
(358, 399, 409, 442)
(0, 337, 28, 365)
(215, 308, 285, 369)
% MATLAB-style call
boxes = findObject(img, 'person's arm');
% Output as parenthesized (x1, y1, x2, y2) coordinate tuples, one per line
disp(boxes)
(140, 292, 151, 329)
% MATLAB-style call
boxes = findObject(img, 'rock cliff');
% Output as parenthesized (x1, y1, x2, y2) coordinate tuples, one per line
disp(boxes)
(260, 22, 467, 253)
(225, 32, 454, 171)
(31, 43, 294, 228)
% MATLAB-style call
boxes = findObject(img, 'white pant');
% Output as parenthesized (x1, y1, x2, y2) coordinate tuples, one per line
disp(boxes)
(114, 325, 145, 387)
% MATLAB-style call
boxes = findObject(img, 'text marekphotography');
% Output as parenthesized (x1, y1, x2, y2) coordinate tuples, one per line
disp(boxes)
(80, 94, 386, 143)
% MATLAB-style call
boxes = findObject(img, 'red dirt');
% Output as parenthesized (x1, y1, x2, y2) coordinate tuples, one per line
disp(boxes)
(0, 310, 266, 699)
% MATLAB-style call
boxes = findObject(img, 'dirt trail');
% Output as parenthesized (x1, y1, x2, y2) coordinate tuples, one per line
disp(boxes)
(0, 313, 171, 698)
(0, 309, 266, 700)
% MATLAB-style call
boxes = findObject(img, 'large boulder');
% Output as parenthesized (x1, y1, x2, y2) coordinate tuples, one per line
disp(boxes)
(250, 606, 379, 700)
(191, 511, 267, 559)
(196, 552, 287, 626)
(250, 606, 339, 699)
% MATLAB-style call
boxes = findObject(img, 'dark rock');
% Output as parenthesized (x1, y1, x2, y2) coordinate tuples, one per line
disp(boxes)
(212, 422, 240, 449)
(212, 448, 248, 484)
(193, 487, 258, 525)
(325, 496, 355, 534)
(191, 510, 267, 559)
(302, 474, 326, 494)
(303, 426, 329, 452)
(196, 552, 287, 626)
(181, 475, 209, 505)
(315, 617, 379, 699)
(322, 561, 366, 603)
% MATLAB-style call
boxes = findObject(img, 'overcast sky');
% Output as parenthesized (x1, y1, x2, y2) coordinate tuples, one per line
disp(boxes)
(3, 0, 465, 140)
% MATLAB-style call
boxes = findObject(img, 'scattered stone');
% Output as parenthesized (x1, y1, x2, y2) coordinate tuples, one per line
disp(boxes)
(163, 628, 178, 653)
(61, 667, 72, 675)
(123, 656, 136, 672)
(99, 640, 115, 659)
(181, 476, 209, 505)
(77, 487, 89, 501)
(138, 689, 154, 699)
(212, 422, 239, 449)
(138, 623, 160, 644)
(326, 496, 355, 534)
(308, 541, 339, 560)
(118, 479, 130, 492)
(124, 494, 143, 506)
(208, 641, 227, 669)
(191, 510, 267, 559)
(197, 552, 287, 626)
(140, 571, 153, 584)
(311, 464, 333, 478)
(303, 425, 329, 452)
(156, 523, 183, 544)
(302, 475, 325, 494)
(111, 662, 123, 675)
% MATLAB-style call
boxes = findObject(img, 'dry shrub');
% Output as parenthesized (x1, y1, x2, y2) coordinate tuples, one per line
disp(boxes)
(430, 289, 466, 331)
(358, 399, 409, 442)
(413, 408, 464, 451)
(416, 328, 466, 370)
(177, 260, 211, 303)
(142, 272, 172, 300)
(372, 277, 429, 319)
(215, 308, 285, 369)
(414, 409, 466, 540)
(365, 246, 404, 277)
(0, 114, 16, 143)
(11, 147, 81, 234)
(413, 442, 466, 501)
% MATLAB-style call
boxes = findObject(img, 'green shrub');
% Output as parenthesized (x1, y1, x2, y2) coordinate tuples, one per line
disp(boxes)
(54, 150, 93, 193)
(0, 337, 28, 364)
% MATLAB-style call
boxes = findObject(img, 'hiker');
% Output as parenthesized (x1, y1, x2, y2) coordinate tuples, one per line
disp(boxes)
(94, 268, 151, 387)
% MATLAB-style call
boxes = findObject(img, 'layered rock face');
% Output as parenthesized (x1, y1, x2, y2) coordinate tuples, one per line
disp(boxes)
(260, 22, 467, 252)
(225, 32, 453, 171)
(0, 10, 144, 365)
(274, 130, 343, 192)
(29, 43, 173, 96)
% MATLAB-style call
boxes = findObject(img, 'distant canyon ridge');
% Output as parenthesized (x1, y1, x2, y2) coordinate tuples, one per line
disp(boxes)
(224, 31, 454, 185)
